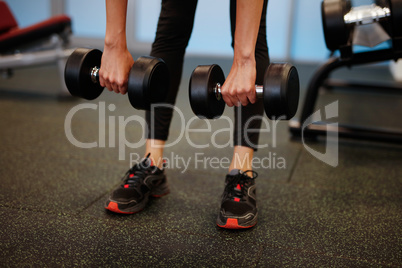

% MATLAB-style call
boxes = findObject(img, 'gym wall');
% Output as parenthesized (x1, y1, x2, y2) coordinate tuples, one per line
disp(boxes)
(6, 0, 331, 63)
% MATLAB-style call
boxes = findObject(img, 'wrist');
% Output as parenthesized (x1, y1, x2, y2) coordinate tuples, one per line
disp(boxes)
(104, 33, 127, 50)
(233, 53, 255, 67)
(233, 45, 255, 64)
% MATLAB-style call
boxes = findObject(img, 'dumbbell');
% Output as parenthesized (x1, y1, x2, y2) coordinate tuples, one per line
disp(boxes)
(321, 0, 352, 51)
(64, 48, 169, 110)
(189, 63, 300, 120)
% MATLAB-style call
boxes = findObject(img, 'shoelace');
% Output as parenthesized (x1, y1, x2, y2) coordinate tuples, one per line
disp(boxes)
(223, 170, 258, 201)
(122, 154, 153, 189)
(123, 166, 148, 188)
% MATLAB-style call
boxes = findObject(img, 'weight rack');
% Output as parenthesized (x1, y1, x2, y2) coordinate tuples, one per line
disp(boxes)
(290, 0, 402, 144)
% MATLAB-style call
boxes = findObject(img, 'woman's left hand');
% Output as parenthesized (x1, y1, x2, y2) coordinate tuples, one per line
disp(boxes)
(220, 57, 257, 107)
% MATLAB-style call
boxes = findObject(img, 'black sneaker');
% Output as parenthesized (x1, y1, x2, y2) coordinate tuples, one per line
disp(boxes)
(217, 169, 258, 229)
(105, 154, 169, 214)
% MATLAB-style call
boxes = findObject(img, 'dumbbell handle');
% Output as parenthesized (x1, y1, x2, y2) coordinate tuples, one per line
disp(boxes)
(90, 66, 100, 84)
(214, 83, 263, 101)
(344, 5, 390, 25)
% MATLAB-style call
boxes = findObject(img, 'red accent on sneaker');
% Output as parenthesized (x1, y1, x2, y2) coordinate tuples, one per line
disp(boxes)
(151, 190, 170, 198)
(236, 184, 241, 190)
(124, 184, 129, 188)
(105, 201, 136, 214)
(234, 197, 240, 202)
(129, 174, 134, 178)
(217, 218, 256, 229)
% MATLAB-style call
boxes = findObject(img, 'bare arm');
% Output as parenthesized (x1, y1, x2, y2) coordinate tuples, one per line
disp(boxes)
(221, 0, 264, 107)
(99, 0, 134, 94)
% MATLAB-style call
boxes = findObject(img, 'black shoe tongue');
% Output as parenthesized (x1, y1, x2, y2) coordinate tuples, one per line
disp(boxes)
(142, 157, 152, 167)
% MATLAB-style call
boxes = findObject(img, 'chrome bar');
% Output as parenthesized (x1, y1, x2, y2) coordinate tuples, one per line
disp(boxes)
(344, 4, 391, 25)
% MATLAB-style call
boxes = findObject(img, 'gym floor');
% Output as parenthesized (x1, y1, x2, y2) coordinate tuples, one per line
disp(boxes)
(0, 55, 401, 267)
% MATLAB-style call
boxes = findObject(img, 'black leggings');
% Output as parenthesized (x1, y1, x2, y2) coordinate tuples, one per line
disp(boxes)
(146, 0, 269, 151)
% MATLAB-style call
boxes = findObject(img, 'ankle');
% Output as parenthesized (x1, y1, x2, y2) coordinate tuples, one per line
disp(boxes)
(147, 155, 164, 169)
(145, 139, 165, 169)
(228, 168, 254, 177)
(229, 146, 254, 176)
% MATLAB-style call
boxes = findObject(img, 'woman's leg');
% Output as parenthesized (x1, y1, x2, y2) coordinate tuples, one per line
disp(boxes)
(145, 0, 198, 167)
(229, 0, 269, 173)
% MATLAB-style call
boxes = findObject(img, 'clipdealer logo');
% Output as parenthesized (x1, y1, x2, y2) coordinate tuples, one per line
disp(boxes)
(129, 152, 286, 174)
(301, 101, 339, 167)
(64, 101, 339, 169)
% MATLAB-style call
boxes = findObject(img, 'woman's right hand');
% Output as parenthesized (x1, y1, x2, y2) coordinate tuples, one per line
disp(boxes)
(99, 45, 134, 95)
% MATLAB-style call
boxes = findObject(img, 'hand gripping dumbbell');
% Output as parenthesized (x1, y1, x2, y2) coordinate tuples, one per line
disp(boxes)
(189, 63, 300, 120)
(64, 48, 169, 110)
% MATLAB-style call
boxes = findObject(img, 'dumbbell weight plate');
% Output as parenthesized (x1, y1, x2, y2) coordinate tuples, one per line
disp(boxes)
(189, 65, 225, 119)
(321, 0, 352, 51)
(64, 48, 104, 100)
(128, 56, 169, 110)
(263, 63, 300, 120)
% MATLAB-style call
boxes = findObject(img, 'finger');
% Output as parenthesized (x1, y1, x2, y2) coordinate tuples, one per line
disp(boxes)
(101, 75, 113, 92)
(99, 69, 107, 88)
(106, 78, 117, 93)
(223, 91, 239, 107)
(105, 81, 113, 92)
(108, 77, 121, 94)
(238, 93, 249, 106)
(118, 77, 128, 95)
(247, 90, 257, 104)
(229, 95, 241, 107)
(112, 83, 120, 94)
(99, 75, 105, 88)
(222, 94, 234, 107)
(228, 90, 241, 107)
(119, 84, 128, 95)
(221, 84, 233, 107)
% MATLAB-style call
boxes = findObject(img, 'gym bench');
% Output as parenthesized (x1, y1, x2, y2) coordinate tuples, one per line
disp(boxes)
(0, 1, 74, 95)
